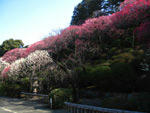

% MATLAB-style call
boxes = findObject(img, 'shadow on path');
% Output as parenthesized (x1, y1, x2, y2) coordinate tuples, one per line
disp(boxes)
(0, 97, 67, 113)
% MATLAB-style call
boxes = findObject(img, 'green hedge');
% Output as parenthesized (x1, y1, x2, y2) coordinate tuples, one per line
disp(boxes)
(49, 88, 72, 109)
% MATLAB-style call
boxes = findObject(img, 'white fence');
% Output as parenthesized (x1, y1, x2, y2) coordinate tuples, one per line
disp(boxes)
(65, 102, 146, 113)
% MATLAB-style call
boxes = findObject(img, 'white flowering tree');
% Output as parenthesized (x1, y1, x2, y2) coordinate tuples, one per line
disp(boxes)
(8, 58, 27, 80)
(1, 50, 64, 93)
(25, 50, 56, 92)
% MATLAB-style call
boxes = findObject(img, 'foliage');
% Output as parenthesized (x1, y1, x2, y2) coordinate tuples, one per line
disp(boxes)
(77, 65, 112, 91)
(77, 61, 140, 92)
(101, 93, 150, 112)
(20, 77, 30, 92)
(111, 52, 135, 63)
(0, 39, 24, 57)
(49, 88, 72, 109)
(0, 81, 21, 97)
(71, 0, 124, 25)
(110, 63, 137, 92)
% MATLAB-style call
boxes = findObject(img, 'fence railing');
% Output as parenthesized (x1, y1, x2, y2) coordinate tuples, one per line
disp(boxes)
(20, 92, 48, 97)
(20, 92, 49, 104)
(65, 102, 146, 113)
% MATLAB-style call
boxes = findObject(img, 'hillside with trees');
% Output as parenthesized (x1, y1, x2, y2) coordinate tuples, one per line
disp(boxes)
(0, 0, 150, 112)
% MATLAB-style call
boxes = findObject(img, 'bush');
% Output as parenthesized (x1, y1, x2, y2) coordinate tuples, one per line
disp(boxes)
(81, 65, 112, 91)
(101, 93, 150, 112)
(0, 81, 21, 97)
(110, 63, 137, 92)
(111, 52, 135, 63)
(49, 88, 72, 109)
(20, 77, 30, 92)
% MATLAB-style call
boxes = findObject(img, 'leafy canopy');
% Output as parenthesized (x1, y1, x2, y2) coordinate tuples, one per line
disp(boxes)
(0, 39, 24, 56)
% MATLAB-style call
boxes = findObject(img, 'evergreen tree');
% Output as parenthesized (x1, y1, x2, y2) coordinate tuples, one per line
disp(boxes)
(0, 39, 24, 57)
(71, 0, 124, 25)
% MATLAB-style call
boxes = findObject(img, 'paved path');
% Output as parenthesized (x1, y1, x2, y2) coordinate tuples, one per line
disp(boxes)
(0, 97, 67, 113)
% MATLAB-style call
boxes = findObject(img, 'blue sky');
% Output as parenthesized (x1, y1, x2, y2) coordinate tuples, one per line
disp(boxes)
(0, 0, 82, 45)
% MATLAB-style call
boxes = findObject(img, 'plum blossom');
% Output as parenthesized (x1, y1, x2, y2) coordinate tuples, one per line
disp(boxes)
(0, 58, 9, 76)
(134, 22, 150, 43)
(8, 58, 26, 78)
(1, 66, 10, 78)
(2, 48, 28, 63)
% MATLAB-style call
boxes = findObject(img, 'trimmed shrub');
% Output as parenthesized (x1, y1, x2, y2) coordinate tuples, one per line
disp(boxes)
(78, 65, 112, 91)
(49, 88, 72, 109)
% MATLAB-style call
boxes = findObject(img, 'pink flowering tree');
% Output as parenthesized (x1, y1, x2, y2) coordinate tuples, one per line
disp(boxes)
(112, 0, 150, 29)
(0, 58, 9, 78)
(1, 66, 10, 78)
(2, 48, 28, 64)
(26, 40, 47, 54)
(134, 22, 150, 44)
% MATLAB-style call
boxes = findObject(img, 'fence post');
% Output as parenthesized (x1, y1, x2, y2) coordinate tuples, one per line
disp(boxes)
(49, 98, 52, 109)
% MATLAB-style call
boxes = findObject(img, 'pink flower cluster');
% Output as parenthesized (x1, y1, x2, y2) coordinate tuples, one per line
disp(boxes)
(134, 22, 150, 42)
(112, 0, 150, 29)
(26, 40, 47, 53)
(2, 48, 28, 63)
(1, 66, 10, 78)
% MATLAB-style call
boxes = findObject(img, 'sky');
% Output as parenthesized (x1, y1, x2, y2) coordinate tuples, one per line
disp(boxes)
(0, 0, 82, 46)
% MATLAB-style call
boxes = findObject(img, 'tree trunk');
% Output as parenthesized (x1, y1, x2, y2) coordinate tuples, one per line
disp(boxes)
(29, 76, 33, 93)
(29, 70, 35, 93)
(72, 83, 79, 102)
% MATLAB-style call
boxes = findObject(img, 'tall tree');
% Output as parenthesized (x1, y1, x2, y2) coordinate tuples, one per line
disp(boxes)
(71, 0, 124, 25)
(102, 0, 124, 14)
(71, 0, 103, 25)
(0, 39, 24, 57)
(71, 1, 88, 25)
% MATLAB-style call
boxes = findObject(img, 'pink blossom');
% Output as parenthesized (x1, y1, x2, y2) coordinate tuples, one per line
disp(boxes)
(2, 48, 28, 63)
(26, 40, 47, 54)
(1, 66, 10, 78)
(134, 21, 150, 43)
(112, 0, 150, 29)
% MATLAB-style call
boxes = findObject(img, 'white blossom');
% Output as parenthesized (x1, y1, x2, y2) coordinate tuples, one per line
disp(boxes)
(25, 50, 54, 70)
(9, 58, 26, 77)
